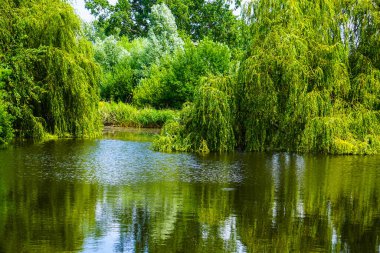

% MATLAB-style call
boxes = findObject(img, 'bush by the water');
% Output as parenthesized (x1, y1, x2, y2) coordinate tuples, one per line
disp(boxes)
(153, 75, 236, 154)
(99, 102, 178, 128)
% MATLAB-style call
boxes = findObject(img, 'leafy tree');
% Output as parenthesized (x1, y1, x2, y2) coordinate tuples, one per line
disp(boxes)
(94, 36, 128, 72)
(84, 0, 132, 38)
(85, 0, 242, 46)
(172, 0, 241, 47)
(155, 0, 380, 154)
(94, 4, 183, 102)
(0, 0, 101, 139)
(93, 36, 134, 102)
(238, 0, 380, 154)
(146, 3, 184, 61)
(347, 0, 380, 110)
(133, 38, 231, 108)
(85, 0, 152, 39)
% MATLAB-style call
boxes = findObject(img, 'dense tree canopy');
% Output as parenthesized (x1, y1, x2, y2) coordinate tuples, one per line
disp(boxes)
(133, 38, 231, 108)
(238, 0, 380, 154)
(155, 0, 380, 154)
(0, 0, 101, 141)
(94, 3, 184, 103)
(85, 0, 241, 46)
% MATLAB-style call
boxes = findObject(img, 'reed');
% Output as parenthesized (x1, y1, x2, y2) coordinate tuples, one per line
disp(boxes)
(99, 102, 179, 128)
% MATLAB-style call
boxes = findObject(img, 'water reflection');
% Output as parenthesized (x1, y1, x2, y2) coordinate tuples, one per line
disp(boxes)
(0, 138, 379, 252)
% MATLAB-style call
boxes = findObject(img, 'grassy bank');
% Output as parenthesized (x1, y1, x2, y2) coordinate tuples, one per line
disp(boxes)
(99, 102, 178, 128)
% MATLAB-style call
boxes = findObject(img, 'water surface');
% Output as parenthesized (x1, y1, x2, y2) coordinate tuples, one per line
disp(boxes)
(0, 131, 379, 252)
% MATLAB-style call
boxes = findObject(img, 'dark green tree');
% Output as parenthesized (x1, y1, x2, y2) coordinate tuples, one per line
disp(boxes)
(85, 0, 242, 46)
(85, 0, 136, 38)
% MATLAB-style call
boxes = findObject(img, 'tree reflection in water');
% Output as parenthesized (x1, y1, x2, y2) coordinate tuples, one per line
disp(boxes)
(0, 140, 379, 252)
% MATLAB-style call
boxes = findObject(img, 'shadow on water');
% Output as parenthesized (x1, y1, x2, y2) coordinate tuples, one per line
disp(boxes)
(0, 132, 379, 252)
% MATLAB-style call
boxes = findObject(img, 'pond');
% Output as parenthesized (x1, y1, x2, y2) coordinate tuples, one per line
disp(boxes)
(0, 129, 379, 252)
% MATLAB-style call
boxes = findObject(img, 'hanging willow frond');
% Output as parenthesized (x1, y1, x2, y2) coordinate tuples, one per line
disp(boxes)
(0, 0, 101, 139)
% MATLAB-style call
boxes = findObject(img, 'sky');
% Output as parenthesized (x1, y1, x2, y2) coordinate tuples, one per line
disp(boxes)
(71, 0, 117, 23)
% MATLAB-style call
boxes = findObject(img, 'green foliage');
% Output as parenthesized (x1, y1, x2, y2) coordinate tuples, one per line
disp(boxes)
(155, 0, 380, 154)
(133, 38, 231, 108)
(236, 0, 380, 154)
(133, 61, 176, 108)
(240, 0, 343, 151)
(94, 4, 183, 103)
(100, 58, 134, 102)
(0, 100, 13, 144)
(0, 68, 13, 144)
(99, 101, 178, 128)
(85, 0, 135, 38)
(146, 3, 184, 62)
(153, 75, 236, 153)
(94, 36, 128, 72)
(94, 36, 134, 102)
(120, 37, 152, 79)
(151, 120, 190, 152)
(0, 0, 101, 139)
(85, 0, 242, 47)
(170, 0, 242, 47)
(348, 0, 380, 110)
(182, 76, 236, 152)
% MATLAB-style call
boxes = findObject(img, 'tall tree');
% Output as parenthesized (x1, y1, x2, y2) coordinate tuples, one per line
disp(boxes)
(85, 0, 137, 38)
(85, 0, 241, 46)
(154, 0, 380, 154)
(239, 0, 380, 154)
(0, 0, 101, 139)
(146, 3, 184, 61)
(347, 0, 380, 110)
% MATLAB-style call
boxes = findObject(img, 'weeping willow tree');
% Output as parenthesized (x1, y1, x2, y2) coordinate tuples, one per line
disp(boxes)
(153, 75, 237, 153)
(239, 0, 380, 154)
(155, 0, 380, 154)
(0, 0, 101, 139)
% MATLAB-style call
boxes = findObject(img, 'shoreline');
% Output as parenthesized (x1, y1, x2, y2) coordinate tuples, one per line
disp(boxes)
(102, 126, 161, 135)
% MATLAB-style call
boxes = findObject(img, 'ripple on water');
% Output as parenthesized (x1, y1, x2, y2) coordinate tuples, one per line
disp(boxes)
(21, 139, 244, 186)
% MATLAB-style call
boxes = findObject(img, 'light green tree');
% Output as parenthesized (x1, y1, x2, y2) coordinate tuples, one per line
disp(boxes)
(0, 0, 101, 139)
(146, 3, 184, 64)
(155, 0, 380, 154)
